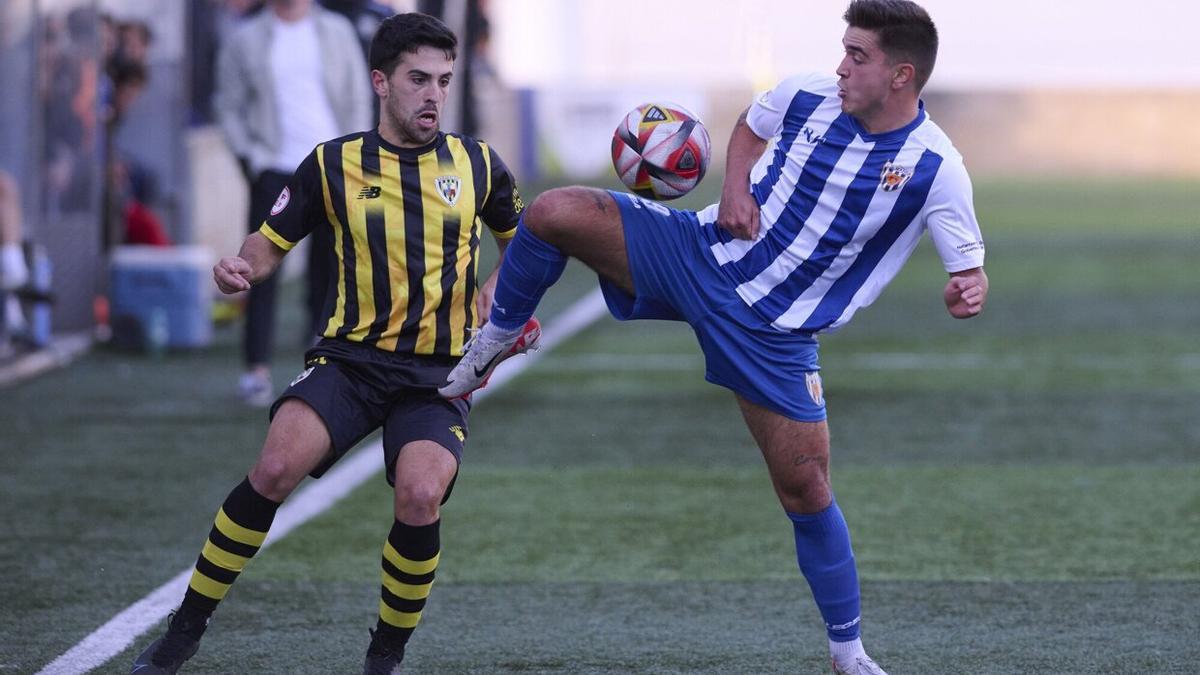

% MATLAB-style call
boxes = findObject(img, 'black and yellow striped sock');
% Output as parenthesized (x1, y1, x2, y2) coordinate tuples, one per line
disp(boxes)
(180, 477, 279, 616)
(374, 519, 440, 650)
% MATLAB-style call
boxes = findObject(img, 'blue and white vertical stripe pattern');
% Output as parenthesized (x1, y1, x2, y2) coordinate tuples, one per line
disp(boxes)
(698, 74, 983, 334)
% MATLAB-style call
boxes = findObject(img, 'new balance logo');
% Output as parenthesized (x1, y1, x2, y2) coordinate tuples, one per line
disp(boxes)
(357, 186, 381, 199)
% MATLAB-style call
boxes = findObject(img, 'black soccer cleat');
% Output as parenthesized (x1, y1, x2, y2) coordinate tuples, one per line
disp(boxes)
(130, 607, 208, 674)
(362, 628, 406, 675)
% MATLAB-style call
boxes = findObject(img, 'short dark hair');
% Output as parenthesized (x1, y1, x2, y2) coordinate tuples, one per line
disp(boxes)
(843, 0, 938, 90)
(369, 12, 458, 75)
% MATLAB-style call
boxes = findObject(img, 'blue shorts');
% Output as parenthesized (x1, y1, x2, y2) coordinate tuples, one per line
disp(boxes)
(599, 191, 826, 422)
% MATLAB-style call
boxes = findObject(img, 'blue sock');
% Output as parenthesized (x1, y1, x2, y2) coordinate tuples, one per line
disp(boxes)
(489, 219, 568, 330)
(788, 498, 862, 642)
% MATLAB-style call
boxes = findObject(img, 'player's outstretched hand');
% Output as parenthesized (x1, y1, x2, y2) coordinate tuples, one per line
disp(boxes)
(214, 256, 253, 294)
(716, 188, 761, 241)
(943, 268, 989, 319)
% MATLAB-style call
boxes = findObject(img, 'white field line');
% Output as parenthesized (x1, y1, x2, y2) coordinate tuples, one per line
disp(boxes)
(537, 351, 1200, 372)
(37, 288, 609, 675)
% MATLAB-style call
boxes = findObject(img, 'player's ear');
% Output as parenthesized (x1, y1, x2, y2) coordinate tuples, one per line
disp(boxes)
(892, 63, 915, 90)
(371, 69, 389, 98)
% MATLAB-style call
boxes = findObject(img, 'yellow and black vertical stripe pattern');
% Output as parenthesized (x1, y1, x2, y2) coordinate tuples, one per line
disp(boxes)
(309, 131, 513, 357)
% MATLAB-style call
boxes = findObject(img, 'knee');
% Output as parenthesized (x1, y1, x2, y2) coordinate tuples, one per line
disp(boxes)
(522, 187, 596, 241)
(774, 454, 833, 514)
(393, 477, 444, 524)
(248, 454, 301, 502)
(779, 478, 832, 514)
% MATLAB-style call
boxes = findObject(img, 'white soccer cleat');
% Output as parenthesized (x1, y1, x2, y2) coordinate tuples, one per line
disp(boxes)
(831, 654, 889, 675)
(438, 317, 541, 399)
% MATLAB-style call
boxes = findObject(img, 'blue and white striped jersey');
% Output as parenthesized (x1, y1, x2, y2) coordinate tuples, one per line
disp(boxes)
(696, 73, 985, 334)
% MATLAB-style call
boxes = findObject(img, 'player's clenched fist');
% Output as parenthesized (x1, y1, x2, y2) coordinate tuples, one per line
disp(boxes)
(716, 190, 761, 241)
(943, 269, 989, 319)
(214, 256, 253, 294)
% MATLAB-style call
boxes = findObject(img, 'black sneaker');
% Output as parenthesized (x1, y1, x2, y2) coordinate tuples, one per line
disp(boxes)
(362, 629, 405, 675)
(130, 607, 209, 674)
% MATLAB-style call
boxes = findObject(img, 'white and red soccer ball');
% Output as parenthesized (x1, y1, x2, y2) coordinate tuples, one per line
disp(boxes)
(611, 102, 711, 200)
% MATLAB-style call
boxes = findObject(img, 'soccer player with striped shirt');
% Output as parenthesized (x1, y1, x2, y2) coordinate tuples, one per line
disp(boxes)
(131, 13, 538, 675)
(441, 1, 987, 672)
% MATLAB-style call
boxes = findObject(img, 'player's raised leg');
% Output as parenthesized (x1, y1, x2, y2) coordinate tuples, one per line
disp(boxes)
(736, 397, 887, 675)
(362, 440, 457, 674)
(131, 400, 332, 674)
(439, 187, 631, 398)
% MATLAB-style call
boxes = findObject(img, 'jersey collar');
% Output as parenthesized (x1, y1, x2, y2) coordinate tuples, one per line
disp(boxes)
(372, 129, 445, 158)
(849, 100, 927, 143)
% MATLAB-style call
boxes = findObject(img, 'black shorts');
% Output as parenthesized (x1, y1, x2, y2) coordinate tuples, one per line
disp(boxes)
(269, 339, 470, 495)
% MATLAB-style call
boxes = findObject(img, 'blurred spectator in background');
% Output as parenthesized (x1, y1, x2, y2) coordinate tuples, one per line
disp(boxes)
(0, 170, 30, 356)
(215, 0, 371, 406)
(40, 7, 101, 217)
(320, 0, 392, 125)
(321, 0, 392, 58)
(189, 0, 266, 125)
(115, 19, 153, 66)
(102, 22, 172, 249)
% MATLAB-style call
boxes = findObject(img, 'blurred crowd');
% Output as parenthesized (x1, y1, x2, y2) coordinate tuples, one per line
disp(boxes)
(0, 0, 498, 365)
(101, 13, 171, 249)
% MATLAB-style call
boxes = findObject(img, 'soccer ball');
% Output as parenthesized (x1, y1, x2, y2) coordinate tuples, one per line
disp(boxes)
(611, 102, 711, 200)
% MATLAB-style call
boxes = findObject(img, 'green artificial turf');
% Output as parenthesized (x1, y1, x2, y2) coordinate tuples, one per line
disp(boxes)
(2, 178, 1196, 674)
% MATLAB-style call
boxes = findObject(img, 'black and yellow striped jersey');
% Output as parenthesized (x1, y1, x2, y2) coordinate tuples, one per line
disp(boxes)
(260, 129, 523, 357)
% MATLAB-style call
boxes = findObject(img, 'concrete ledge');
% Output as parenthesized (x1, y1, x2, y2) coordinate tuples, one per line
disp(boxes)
(0, 331, 93, 388)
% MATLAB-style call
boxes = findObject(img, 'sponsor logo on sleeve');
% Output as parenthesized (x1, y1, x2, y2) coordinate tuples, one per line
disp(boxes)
(290, 366, 314, 387)
(270, 187, 291, 215)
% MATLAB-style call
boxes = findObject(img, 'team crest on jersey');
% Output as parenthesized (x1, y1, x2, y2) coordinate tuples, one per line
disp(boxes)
(879, 161, 913, 192)
(805, 371, 825, 406)
(270, 187, 291, 215)
(435, 176, 461, 206)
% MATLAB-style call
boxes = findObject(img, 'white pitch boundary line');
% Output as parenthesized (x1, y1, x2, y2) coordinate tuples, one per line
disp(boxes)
(37, 288, 609, 675)
(533, 351, 1200, 372)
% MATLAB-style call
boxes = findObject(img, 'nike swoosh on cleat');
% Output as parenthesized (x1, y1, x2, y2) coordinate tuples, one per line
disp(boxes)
(473, 350, 505, 378)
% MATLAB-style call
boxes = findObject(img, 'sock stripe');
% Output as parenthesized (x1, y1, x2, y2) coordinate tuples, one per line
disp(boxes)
(187, 570, 232, 601)
(382, 542, 440, 575)
(206, 527, 261, 560)
(381, 557, 436, 586)
(193, 555, 239, 585)
(378, 602, 423, 629)
(380, 588, 429, 614)
(200, 539, 253, 571)
(214, 507, 269, 547)
(382, 574, 433, 601)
